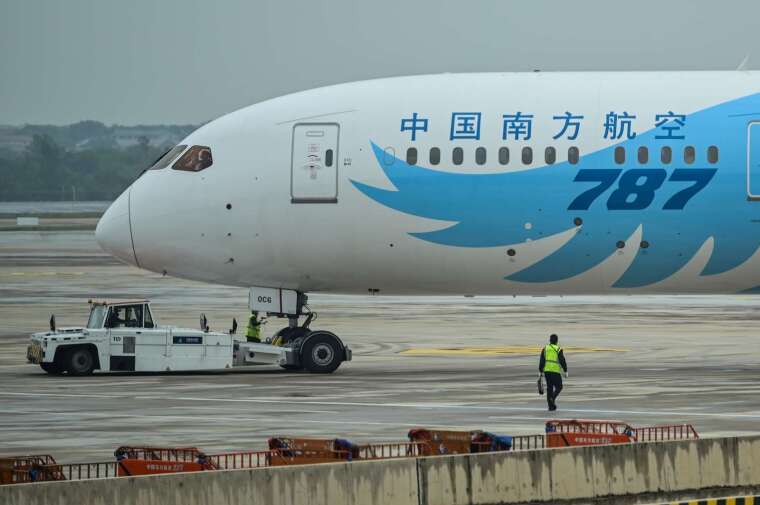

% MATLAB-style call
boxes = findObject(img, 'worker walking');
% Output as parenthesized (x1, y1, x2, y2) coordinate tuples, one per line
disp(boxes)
(538, 334, 568, 411)
(245, 311, 266, 343)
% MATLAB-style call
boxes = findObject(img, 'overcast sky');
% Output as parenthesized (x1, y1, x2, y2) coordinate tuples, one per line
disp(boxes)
(1, 0, 759, 126)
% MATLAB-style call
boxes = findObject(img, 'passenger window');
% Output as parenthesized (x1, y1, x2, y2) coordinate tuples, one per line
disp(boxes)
(707, 146, 719, 164)
(661, 146, 672, 164)
(638, 146, 648, 164)
(406, 147, 418, 165)
(172, 146, 213, 172)
(498, 147, 509, 165)
(568, 147, 580, 165)
(475, 147, 487, 165)
(150, 145, 187, 170)
(684, 146, 696, 164)
(614, 146, 625, 165)
(325, 149, 334, 167)
(545, 147, 556, 165)
(453, 147, 464, 165)
(522, 147, 533, 165)
(429, 147, 441, 165)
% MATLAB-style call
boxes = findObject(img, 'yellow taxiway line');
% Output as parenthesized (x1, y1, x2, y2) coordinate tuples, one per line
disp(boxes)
(656, 496, 757, 505)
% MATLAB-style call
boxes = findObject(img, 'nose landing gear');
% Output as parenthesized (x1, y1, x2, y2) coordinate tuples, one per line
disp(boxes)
(252, 289, 351, 373)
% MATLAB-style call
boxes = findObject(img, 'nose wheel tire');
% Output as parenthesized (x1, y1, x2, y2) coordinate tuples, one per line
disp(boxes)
(66, 347, 96, 376)
(301, 331, 343, 374)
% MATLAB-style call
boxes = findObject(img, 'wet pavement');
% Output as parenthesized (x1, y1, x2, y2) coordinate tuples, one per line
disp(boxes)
(1, 231, 759, 462)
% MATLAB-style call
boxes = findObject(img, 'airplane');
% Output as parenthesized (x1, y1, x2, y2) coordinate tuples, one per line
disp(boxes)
(95, 71, 760, 355)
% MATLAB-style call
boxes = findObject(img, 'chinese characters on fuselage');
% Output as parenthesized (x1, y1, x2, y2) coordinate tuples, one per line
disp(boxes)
(400, 112, 686, 141)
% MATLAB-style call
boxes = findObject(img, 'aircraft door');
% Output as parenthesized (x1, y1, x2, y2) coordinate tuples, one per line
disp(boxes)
(291, 123, 339, 203)
(748, 122, 760, 200)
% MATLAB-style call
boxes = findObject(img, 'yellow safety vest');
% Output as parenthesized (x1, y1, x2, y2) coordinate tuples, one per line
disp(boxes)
(543, 344, 562, 374)
(246, 317, 261, 339)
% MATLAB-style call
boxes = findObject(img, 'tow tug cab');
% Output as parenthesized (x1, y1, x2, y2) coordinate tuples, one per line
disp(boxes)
(26, 299, 350, 376)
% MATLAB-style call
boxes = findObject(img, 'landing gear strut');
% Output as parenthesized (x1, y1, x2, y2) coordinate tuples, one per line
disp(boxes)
(251, 288, 350, 373)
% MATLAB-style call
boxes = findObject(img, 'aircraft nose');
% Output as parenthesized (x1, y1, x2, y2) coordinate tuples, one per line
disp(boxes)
(95, 187, 138, 267)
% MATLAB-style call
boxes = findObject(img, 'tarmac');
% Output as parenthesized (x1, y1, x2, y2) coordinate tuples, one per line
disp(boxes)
(2, 230, 760, 462)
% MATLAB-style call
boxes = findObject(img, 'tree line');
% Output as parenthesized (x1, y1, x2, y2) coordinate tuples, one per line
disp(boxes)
(0, 134, 171, 201)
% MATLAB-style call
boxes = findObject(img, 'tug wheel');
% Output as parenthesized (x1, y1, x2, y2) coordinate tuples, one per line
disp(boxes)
(301, 331, 343, 374)
(66, 347, 96, 376)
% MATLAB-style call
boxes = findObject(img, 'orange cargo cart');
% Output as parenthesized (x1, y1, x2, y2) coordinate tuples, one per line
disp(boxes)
(267, 437, 358, 465)
(408, 429, 472, 456)
(0, 455, 66, 485)
(113, 446, 217, 476)
(545, 420, 635, 448)
(409, 429, 538, 455)
(545, 420, 699, 448)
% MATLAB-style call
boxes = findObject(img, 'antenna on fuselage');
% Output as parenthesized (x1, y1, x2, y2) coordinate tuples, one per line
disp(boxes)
(737, 54, 751, 71)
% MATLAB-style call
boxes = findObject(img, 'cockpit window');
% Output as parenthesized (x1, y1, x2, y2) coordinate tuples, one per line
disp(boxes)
(149, 145, 187, 170)
(172, 145, 213, 172)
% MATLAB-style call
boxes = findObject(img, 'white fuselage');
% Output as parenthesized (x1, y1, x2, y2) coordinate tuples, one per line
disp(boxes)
(96, 72, 760, 295)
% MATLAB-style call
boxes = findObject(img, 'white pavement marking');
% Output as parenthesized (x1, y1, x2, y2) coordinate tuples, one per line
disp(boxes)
(3, 409, 458, 429)
(487, 416, 562, 422)
(57, 381, 163, 387)
(170, 405, 339, 415)
(0, 391, 123, 399)
(2, 391, 760, 420)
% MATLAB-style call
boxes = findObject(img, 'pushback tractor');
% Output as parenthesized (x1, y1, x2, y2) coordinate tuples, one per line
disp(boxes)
(26, 289, 351, 376)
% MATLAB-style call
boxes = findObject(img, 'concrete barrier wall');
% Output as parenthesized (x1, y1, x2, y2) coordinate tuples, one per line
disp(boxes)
(3, 436, 760, 505)
(0, 457, 420, 505)
(420, 436, 760, 504)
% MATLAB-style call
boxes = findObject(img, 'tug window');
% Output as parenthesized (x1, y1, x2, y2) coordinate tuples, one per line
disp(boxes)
(144, 306, 154, 328)
(429, 147, 441, 165)
(106, 304, 144, 329)
(498, 147, 510, 165)
(453, 147, 464, 165)
(172, 146, 213, 172)
(475, 147, 487, 165)
(707, 146, 719, 164)
(568, 147, 580, 165)
(150, 145, 186, 170)
(406, 147, 418, 165)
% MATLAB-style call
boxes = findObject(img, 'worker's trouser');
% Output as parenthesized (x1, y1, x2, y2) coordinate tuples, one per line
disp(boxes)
(544, 372, 563, 409)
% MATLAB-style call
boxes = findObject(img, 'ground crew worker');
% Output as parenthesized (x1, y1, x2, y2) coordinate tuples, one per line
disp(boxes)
(246, 311, 266, 342)
(538, 334, 568, 411)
